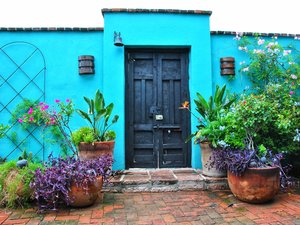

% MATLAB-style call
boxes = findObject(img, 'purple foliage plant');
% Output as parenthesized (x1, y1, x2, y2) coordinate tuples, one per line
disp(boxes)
(209, 147, 293, 190)
(30, 154, 113, 212)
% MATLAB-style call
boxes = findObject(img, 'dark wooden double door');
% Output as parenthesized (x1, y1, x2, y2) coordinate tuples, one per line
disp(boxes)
(125, 49, 190, 168)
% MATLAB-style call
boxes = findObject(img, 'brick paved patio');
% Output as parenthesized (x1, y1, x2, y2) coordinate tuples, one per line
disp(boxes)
(105, 169, 228, 192)
(1, 190, 300, 225)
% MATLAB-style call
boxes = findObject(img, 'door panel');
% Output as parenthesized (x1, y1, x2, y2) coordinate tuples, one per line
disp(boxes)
(126, 49, 190, 168)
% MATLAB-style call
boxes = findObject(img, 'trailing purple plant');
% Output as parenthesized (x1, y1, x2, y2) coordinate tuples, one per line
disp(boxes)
(30, 154, 113, 212)
(210, 147, 293, 190)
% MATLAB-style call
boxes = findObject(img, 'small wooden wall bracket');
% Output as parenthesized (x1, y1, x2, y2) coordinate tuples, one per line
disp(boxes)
(78, 55, 95, 75)
(220, 57, 235, 76)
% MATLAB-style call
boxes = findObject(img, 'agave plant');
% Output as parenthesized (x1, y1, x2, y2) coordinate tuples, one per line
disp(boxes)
(75, 90, 119, 142)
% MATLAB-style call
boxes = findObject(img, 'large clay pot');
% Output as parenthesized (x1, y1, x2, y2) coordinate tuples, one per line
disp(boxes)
(200, 142, 226, 177)
(227, 167, 280, 203)
(68, 176, 103, 207)
(78, 141, 114, 161)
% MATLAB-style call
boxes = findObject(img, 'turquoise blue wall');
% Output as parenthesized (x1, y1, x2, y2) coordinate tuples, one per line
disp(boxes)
(0, 31, 103, 160)
(102, 12, 212, 169)
(1, 14, 299, 169)
(210, 34, 300, 94)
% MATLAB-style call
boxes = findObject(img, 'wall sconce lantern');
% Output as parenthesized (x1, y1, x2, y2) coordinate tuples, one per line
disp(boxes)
(220, 57, 235, 76)
(114, 31, 124, 47)
(78, 55, 94, 75)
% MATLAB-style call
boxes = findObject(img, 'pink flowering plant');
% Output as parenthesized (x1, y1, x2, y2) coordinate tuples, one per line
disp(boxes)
(236, 34, 300, 93)
(17, 99, 76, 155)
(233, 33, 300, 153)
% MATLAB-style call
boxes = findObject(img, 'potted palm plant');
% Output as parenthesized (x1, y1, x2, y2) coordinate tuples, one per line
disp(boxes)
(181, 84, 236, 177)
(72, 90, 119, 161)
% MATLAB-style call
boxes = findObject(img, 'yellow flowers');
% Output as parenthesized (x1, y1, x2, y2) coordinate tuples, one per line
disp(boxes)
(179, 101, 190, 109)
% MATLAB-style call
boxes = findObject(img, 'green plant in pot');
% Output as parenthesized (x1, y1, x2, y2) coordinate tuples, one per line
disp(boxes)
(0, 160, 43, 208)
(210, 92, 293, 203)
(30, 154, 113, 211)
(216, 34, 300, 201)
(72, 90, 119, 161)
(180, 84, 236, 177)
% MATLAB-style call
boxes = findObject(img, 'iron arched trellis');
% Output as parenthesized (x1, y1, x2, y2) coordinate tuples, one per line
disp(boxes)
(0, 41, 46, 161)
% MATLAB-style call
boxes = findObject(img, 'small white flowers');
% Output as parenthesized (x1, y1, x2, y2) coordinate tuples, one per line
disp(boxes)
(253, 49, 265, 54)
(242, 67, 249, 72)
(217, 140, 229, 147)
(294, 129, 300, 142)
(219, 126, 225, 131)
(291, 74, 298, 79)
(267, 48, 280, 54)
(238, 46, 248, 52)
(234, 36, 241, 41)
(233, 32, 243, 40)
(266, 42, 278, 49)
(257, 39, 265, 45)
(283, 50, 292, 56)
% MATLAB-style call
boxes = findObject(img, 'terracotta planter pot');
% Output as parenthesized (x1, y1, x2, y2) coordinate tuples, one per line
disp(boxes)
(5, 170, 33, 197)
(78, 141, 115, 161)
(200, 142, 226, 177)
(68, 176, 103, 207)
(227, 167, 280, 203)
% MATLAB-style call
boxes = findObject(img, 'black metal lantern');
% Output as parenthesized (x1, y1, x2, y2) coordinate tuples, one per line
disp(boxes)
(114, 31, 124, 47)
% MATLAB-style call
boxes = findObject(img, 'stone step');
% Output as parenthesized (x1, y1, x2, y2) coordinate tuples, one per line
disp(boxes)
(103, 168, 229, 192)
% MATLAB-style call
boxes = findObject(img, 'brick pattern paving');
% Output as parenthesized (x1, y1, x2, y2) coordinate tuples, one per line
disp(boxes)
(1, 190, 300, 225)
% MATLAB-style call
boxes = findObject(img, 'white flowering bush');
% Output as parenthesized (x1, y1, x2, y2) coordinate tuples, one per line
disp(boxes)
(232, 33, 300, 153)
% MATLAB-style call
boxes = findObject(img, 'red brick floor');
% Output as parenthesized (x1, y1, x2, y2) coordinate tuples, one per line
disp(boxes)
(1, 190, 300, 225)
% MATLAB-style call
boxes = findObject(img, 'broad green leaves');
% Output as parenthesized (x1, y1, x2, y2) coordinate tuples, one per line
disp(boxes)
(76, 90, 119, 142)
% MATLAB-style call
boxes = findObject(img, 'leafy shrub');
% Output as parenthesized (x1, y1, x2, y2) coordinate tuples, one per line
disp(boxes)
(71, 127, 96, 146)
(0, 124, 9, 139)
(16, 98, 76, 155)
(180, 84, 236, 146)
(235, 34, 300, 153)
(76, 89, 119, 142)
(0, 161, 43, 208)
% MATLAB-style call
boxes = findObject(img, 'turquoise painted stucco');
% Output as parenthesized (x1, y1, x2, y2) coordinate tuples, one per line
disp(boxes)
(102, 12, 212, 169)
(0, 31, 104, 160)
(1, 10, 299, 169)
(210, 34, 300, 93)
